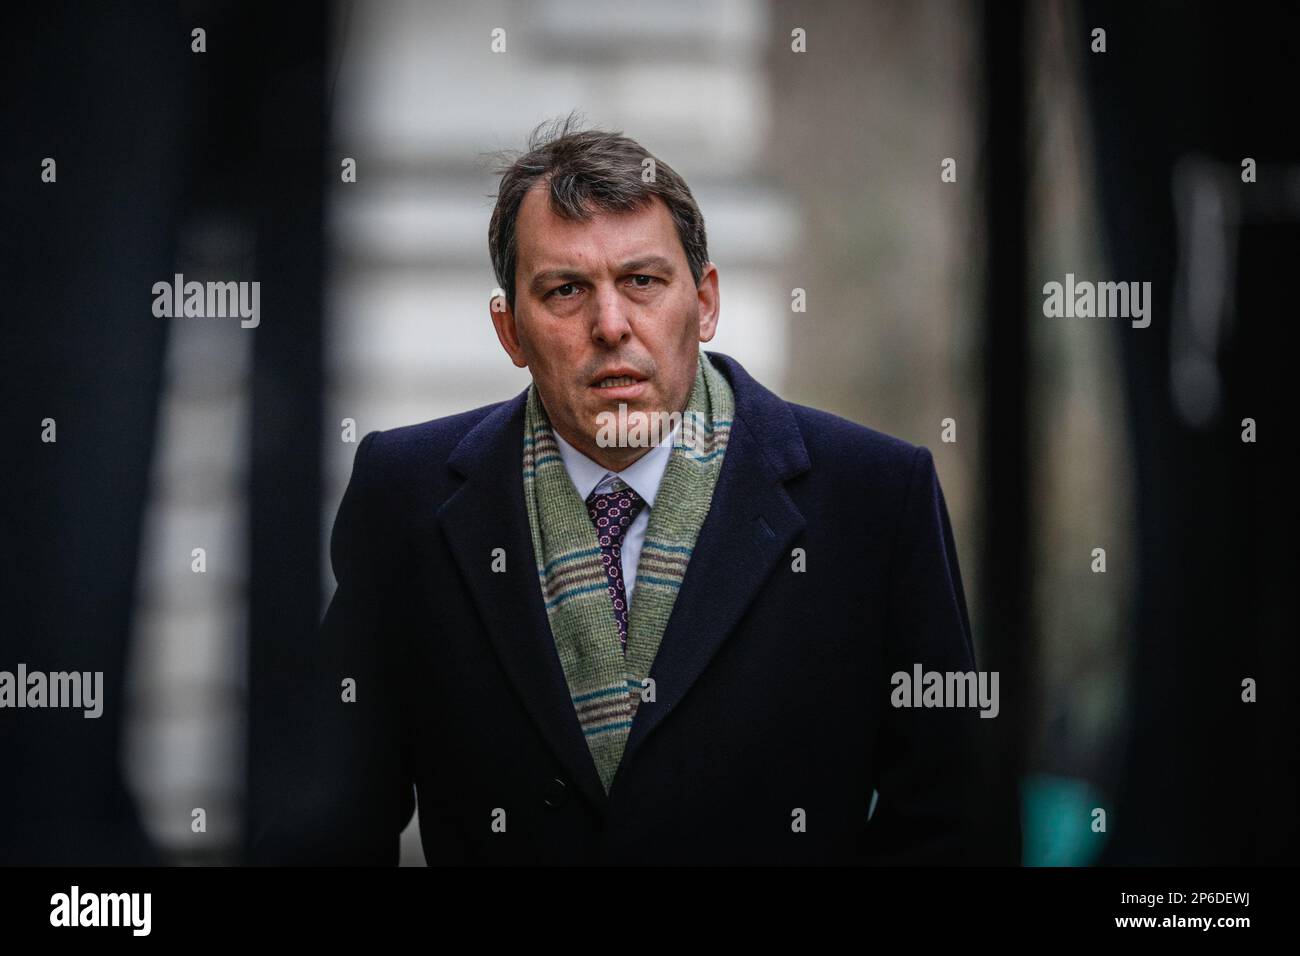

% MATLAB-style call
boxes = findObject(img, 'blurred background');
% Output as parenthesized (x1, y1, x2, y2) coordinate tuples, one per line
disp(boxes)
(2, 0, 1294, 865)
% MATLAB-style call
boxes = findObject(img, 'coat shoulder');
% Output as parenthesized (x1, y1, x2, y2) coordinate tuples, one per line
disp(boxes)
(358, 398, 513, 493)
(785, 400, 930, 483)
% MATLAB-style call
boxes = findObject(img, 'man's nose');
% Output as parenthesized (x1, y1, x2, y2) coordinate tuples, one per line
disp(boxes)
(590, 282, 632, 346)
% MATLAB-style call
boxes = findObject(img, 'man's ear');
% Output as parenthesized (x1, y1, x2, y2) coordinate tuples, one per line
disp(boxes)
(489, 290, 529, 369)
(696, 262, 720, 342)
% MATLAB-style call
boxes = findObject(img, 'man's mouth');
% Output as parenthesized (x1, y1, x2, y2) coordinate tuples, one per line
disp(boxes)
(589, 367, 648, 389)
(594, 375, 640, 388)
(588, 369, 649, 400)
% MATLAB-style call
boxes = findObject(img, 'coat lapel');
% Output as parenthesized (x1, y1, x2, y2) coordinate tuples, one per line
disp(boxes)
(435, 390, 608, 810)
(616, 352, 810, 777)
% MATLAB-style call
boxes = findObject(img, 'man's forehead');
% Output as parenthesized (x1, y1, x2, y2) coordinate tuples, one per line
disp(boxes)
(517, 186, 677, 264)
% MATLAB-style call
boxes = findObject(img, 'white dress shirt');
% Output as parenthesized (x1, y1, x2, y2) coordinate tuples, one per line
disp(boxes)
(551, 421, 679, 613)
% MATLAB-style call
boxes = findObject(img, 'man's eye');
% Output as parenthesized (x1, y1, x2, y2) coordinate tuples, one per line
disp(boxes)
(630, 275, 656, 288)
(549, 283, 579, 299)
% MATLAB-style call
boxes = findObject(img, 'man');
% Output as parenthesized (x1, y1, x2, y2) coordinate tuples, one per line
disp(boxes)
(254, 118, 985, 865)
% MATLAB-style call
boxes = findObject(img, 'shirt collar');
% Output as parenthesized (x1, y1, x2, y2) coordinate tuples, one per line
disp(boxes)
(551, 420, 679, 507)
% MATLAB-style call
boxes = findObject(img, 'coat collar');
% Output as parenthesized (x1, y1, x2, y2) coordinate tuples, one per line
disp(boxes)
(436, 351, 810, 810)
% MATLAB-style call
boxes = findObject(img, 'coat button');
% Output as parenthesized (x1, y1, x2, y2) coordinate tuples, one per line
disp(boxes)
(542, 777, 568, 808)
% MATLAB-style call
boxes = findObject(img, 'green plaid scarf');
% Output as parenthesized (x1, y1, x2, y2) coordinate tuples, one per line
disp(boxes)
(521, 351, 734, 792)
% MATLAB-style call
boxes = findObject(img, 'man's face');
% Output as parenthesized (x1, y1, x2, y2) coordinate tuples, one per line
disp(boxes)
(490, 182, 719, 471)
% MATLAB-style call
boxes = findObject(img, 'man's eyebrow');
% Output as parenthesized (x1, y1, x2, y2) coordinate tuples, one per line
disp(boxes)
(529, 268, 588, 294)
(618, 255, 677, 276)
(527, 256, 678, 295)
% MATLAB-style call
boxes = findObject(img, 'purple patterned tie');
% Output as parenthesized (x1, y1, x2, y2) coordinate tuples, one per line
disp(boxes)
(585, 481, 647, 654)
